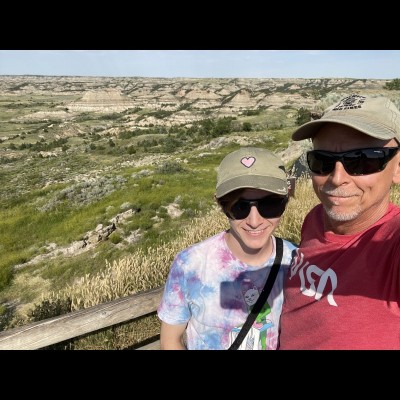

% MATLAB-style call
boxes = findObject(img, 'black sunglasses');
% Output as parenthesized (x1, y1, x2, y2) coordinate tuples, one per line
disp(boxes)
(224, 196, 288, 220)
(307, 147, 400, 176)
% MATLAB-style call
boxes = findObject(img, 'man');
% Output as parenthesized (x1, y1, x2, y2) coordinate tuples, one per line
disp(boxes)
(279, 94, 400, 349)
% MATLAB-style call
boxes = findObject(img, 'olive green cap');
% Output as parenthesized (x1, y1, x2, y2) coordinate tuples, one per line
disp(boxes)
(292, 94, 400, 142)
(216, 147, 288, 199)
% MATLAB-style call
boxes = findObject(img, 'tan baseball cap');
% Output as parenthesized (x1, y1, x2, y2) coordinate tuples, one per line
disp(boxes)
(292, 94, 400, 142)
(215, 147, 288, 199)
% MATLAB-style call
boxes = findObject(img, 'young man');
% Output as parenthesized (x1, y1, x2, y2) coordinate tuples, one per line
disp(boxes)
(279, 94, 400, 349)
(158, 147, 297, 350)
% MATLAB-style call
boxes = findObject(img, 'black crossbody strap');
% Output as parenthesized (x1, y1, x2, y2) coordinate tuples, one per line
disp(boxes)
(228, 237, 283, 350)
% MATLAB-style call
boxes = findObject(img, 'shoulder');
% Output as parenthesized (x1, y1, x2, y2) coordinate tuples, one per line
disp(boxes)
(190, 231, 226, 249)
(175, 231, 226, 258)
(275, 236, 298, 250)
(274, 236, 298, 267)
(376, 203, 400, 238)
(388, 202, 400, 217)
(282, 238, 298, 251)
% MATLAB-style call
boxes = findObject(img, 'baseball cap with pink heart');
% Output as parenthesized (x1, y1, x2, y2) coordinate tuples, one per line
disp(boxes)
(215, 147, 288, 199)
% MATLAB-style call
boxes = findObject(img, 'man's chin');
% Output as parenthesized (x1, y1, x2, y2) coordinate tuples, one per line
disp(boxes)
(324, 206, 359, 222)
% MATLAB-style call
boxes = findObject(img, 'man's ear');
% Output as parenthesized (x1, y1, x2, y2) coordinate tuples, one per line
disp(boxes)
(392, 153, 400, 184)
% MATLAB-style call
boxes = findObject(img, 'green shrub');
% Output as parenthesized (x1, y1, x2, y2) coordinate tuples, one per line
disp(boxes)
(242, 122, 252, 132)
(28, 298, 72, 322)
(384, 79, 400, 90)
(296, 107, 311, 125)
(155, 161, 186, 174)
(127, 146, 136, 154)
(109, 232, 122, 244)
(0, 265, 13, 292)
(0, 306, 15, 332)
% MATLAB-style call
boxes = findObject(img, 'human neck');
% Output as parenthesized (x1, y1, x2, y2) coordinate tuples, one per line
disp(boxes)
(224, 231, 274, 266)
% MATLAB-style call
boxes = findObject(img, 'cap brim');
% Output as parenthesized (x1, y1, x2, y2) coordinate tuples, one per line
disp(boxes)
(216, 175, 288, 198)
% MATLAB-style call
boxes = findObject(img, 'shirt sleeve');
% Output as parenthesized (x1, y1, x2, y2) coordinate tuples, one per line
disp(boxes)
(157, 251, 191, 325)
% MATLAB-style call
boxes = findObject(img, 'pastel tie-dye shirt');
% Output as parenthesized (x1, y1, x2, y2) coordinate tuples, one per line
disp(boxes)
(157, 231, 297, 350)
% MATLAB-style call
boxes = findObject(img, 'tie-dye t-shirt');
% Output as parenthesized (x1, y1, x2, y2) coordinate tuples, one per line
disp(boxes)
(157, 231, 297, 350)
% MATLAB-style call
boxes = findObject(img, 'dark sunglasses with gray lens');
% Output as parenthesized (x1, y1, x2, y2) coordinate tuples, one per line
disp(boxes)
(224, 196, 288, 220)
(307, 147, 400, 176)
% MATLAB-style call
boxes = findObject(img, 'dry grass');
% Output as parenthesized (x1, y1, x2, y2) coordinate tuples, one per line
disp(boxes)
(44, 205, 229, 310)
(275, 177, 319, 244)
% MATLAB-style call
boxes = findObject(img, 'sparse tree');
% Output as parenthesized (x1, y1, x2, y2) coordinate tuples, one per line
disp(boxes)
(296, 107, 311, 126)
(384, 79, 400, 90)
(242, 122, 252, 132)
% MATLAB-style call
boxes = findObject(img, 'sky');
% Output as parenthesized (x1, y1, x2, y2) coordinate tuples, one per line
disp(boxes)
(0, 50, 399, 79)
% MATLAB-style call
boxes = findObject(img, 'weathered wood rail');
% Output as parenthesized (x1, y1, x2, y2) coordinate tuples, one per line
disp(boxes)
(0, 286, 164, 350)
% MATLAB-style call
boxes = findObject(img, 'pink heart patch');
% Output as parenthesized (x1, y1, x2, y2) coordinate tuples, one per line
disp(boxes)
(241, 157, 256, 168)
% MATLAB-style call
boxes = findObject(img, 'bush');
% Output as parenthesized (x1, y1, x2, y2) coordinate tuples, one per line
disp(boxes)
(0, 304, 16, 332)
(155, 161, 186, 174)
(384, 79, 400, 90)
(127, 146, 136, 154)
(242, 122, 252, 132)
(109, 232, 123, 244)
(29, 298, 72, 322)
(296, 107, 311, 125)
(0, 265, 13, 292)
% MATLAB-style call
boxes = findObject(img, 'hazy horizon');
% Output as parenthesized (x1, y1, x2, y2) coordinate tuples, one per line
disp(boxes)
(0, 50, 399, 79)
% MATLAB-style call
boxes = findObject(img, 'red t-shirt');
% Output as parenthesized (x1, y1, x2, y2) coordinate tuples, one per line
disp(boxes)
(279, 203, 400, 350)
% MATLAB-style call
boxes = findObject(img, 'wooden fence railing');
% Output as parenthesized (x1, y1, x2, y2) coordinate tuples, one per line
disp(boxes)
(0, 286, 164, 350)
